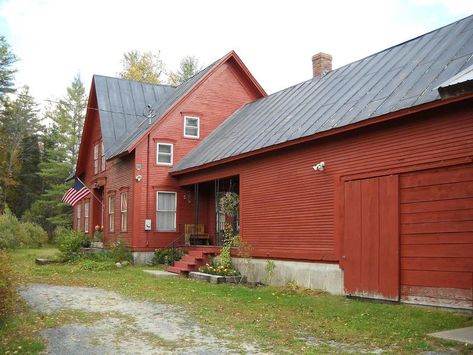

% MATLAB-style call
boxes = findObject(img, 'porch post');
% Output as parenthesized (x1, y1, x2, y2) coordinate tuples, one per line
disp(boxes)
(194, 183, 199, 245)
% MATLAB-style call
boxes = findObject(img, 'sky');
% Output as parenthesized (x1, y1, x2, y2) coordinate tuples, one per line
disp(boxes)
(0, 0, 472, 108)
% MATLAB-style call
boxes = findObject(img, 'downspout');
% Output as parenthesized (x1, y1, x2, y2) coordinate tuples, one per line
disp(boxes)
(146, 133, 150, 247)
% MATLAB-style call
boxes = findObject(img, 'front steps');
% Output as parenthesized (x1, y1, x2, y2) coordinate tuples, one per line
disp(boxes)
(165, 250, 216, 275)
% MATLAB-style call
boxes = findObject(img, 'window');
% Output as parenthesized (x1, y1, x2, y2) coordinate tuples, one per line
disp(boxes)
(76, 204, 81, 231)
(84, 200, 90, 233)
(156, 143, 173, 166)
(93, 143, 99, 174)
(108, 195, 115, 232)
(156, 192, 176, 231)
(120, 192, 127, 232)
(184, 116, 200, 138)
(101, 142, 106, 172)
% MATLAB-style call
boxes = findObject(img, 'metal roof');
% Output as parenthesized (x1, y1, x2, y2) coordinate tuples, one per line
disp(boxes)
(93, 75, 175, 159)
(173, 15, 473, 173)
(100, 59, 219, 159)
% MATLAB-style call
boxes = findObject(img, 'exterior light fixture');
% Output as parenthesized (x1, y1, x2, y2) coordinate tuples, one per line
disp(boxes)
(313, 161, 325, 171)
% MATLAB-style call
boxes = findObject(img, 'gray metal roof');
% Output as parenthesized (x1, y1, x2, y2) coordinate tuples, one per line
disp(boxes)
(103, 59, 219, 159)
(94, 75, 175, 159)
(173, 15, 473, 173)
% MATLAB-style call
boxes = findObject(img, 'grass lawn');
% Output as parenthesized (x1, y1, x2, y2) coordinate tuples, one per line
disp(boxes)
(2, 248, 473, 354)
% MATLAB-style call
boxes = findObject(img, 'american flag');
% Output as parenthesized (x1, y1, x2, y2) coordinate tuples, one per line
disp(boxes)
(62, 178, 90, 206)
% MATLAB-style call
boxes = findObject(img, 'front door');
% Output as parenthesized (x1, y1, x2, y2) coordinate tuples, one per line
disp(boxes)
(342, 175, 400, 301)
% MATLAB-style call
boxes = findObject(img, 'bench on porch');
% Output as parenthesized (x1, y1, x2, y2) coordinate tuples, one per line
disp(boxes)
(184, 224, 210, 245)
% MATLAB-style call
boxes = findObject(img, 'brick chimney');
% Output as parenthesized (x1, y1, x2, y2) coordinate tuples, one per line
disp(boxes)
(312, 52, 332, 77)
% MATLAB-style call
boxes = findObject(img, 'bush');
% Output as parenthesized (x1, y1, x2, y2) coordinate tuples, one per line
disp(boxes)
(0, 208, 48, 249)
(0, 250, 16, 319)
(110, 240, 133, 263)
(19, 222, 48, 248)
(56, 229, 85, 261)
(85, 251, 114, 262)
(152, 247, 184, 265)
(0, 208, 20, 249)
(79, 259, 116, 271)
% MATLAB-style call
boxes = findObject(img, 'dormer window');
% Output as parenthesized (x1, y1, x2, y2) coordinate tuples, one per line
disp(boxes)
(156, 143, 173, 166)
(184, 116, 200, 138)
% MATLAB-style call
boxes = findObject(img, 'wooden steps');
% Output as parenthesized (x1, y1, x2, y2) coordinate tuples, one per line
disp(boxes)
(165, 249, 217, 275)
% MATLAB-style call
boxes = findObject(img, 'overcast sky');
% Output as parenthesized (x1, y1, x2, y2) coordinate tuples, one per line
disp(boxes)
(1, 0, 472, 107)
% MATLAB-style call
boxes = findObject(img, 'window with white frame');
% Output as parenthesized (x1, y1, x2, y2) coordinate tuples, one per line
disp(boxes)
(101, 141, 106, 172)
(76, 204, 82, 231)
(156, 192, 176, 231)
(84, 200, 90, 233)
(184, 116, 200, 138)
(120, 192, 127, 232)
(156, 143, 173, 165)
(108, 195, 115, 232)
(93, 143, 99, 174)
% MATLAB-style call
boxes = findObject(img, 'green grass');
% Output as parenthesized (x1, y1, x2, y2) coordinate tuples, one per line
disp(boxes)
(2, 248, 473, 354)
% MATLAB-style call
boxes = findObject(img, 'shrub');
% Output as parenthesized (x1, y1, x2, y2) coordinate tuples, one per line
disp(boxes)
(56, 229, 84, 262)
(0, 207, 20, 249)
(19, 222, 48, 248)
(152, 247, 184, 265)
(79, 259, 116, 271)
(110, 240, 133, 263)
(85, 251, 114, 262)
(0, 250, 16, 319)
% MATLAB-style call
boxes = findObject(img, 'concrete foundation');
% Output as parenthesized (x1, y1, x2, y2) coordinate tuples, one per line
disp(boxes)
(132, 252, 155, 265)
(232, 257, 344, 295)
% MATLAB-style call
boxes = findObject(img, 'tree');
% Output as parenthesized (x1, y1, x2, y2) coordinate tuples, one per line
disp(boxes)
(118, 50, 165, 84)
(0, 86, 42, 212)
(168, 56, 202, 85)
(0, 36, 17, 99)
(23, 76, 86, 234)
(46, 74, 86, 168)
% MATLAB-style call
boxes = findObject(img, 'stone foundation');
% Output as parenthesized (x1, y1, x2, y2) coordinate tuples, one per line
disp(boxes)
(131, 252, 155, 265)
(232, 258, 344, 295)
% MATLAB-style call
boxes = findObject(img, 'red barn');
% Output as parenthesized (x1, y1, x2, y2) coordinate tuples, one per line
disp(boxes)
(73, 16, 473, 310)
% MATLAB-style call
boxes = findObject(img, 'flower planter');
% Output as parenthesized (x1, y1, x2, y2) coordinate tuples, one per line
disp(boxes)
(189, 272, 243, 284)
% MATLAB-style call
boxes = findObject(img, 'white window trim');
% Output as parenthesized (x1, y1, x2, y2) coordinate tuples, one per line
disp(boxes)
(156, 143, 173, 166)
(76, 204, 82, 231)
(108, 195, 115, 233)
(156, 191, 177, 232)
(101, 141, 106, 172)
(93, 143, 99, 174)
(120, 192, 127, 232)
(84, 200, 90, 233)
(183, 115, 200, 139)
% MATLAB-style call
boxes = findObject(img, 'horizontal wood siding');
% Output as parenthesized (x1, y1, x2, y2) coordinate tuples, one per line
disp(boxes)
(131, 60, 263, 250)
(400, 164, 473, 309)
(177, 99, 473, 263)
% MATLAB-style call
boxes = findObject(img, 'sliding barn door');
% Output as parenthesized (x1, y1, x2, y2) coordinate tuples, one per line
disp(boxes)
(343, 175, 399, 301)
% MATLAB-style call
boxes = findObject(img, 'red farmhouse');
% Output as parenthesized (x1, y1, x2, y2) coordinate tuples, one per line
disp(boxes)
(73, 16, 473, 310)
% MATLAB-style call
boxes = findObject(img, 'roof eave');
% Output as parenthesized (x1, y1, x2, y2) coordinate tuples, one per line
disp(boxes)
(170, 92, 473, 176)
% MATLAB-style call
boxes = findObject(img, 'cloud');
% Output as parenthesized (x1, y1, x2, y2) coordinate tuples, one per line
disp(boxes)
(0, 0, 471, 109)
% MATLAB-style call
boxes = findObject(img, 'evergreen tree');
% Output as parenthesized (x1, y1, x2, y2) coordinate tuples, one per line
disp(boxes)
(23, 76, 86, 233)
(168, 56, 202, 85)
(0, 86, 41, 212)
(0, 36, 17, 98)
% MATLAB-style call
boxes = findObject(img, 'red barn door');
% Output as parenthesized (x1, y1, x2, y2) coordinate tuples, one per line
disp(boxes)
(342, 175, 399, 301)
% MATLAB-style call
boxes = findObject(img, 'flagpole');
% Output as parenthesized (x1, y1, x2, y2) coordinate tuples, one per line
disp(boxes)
(76, 176, 104, 228)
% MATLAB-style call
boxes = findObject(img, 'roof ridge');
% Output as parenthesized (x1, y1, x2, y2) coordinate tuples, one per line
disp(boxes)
(93, 74, 176, 88)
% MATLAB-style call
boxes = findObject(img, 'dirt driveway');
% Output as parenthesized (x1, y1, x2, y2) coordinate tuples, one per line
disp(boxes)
(20, 283, 260, 354)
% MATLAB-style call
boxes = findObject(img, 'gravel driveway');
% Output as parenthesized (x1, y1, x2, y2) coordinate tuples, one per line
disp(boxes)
(20, 284, 260, 354)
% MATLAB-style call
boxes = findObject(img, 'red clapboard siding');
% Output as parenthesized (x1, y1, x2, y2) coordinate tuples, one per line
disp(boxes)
(400, 163, 473, 308)
(176, 99, 473, 263)
(401, 270, 472, 289)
